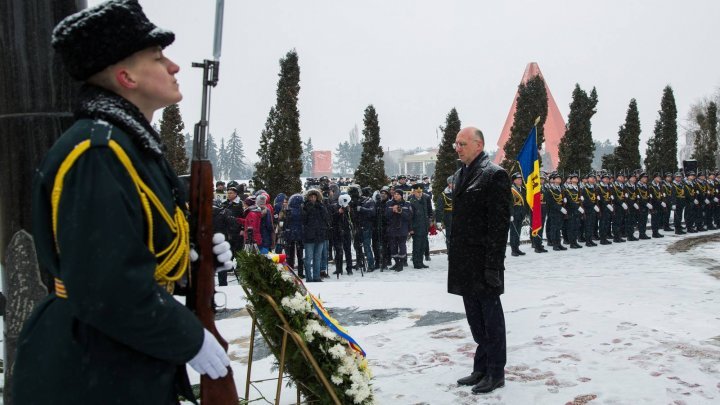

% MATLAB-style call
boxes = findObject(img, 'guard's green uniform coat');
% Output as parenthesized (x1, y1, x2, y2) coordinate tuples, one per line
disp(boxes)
(14, 86, 203, 404)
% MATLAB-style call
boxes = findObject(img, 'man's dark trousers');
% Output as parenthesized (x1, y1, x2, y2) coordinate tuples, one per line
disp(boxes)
(463, 295, 506, 378)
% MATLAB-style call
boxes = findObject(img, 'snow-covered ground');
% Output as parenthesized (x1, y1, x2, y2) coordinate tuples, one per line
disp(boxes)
(204, 230, 720, 405)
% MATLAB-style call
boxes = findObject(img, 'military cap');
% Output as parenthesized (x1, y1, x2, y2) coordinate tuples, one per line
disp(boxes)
(600, 172, 610, 179)
(664, 172, 672, 177)
(216, 180, 225, 186)
(674, 172, 683, 177)
(511, 172, 522, 180)
(653, 172, 662, 178)
(687, 171, 696, 176)
(52, 0, 175, 81)
(549, 172, 560, 179)
(568, 173, 579, 179)
(639, 172, 648, 178)
(412, 184, 424, 191)
(628, 172, 637, 178)
(398, 175, 407, 180)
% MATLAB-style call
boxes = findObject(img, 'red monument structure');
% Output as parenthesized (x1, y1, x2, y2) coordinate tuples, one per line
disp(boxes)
(312, 150, 333, 177)
(494, 62, 566, 171)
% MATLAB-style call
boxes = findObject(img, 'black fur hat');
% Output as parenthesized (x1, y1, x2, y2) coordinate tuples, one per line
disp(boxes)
(52, 0, 174, 80)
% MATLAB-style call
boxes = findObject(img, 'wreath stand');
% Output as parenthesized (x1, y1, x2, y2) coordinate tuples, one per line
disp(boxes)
(242, 287, 341, 405)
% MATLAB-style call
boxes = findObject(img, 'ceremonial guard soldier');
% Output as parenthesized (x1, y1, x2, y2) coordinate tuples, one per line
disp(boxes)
(662, 173, 675, 231)
(698, 172, 715, 230)
(581, 173, 599, 247)
(563, 174, 583, 249)
(649, 173, 666, 238)
(597, 173, 614, 245)
(709, 172, 720, 228)
(611, 172, 628, 242)
(636, 173, 652, 239)
(509, 173, 527, 256)
(684, 171, 700, 233)
(624, 173, 640, 241)
(670, 172, 687, 234)
(545, 172, 567, 250)
(532, 174, 549, 253)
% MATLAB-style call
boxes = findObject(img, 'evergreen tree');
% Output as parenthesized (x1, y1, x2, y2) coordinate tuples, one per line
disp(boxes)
(557, 85, 598, 175)
(644, 85, 678, 174)
(432, 107, 461, 198)
(605, 99, 642, 173)
(216, 138, 227, 179)
(502, 75, 548, 171)
(252, 107, 278, 192)
(158, 104, 189, 174)
(334, 141, 352, 176)
(206, 132, 219, 171)
(354, 105, 387, 189)
(225, 129, 248, 180)
(252, 50, 302, 197)
(692, 101, 718, 170)
(301, 137, 314, 176)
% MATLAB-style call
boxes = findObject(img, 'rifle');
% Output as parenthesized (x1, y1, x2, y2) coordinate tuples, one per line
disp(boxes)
(186, 1, 238, 403)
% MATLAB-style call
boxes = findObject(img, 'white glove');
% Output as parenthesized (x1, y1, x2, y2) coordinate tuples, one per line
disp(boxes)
(646, 203, 653, 210)
(694, 199, 699, 205)
(622, 202, 628, 210)
(594, 205, 600, 213)
(563, 197, 567, 203)
(190, 233, 235, 272)
(625, 193, 629, 198)
(578, 207, 585, 214)
(633, 203, 639, 210)
(510, 216, 514, 222)
(705, 199, 710, 205)
(188, 329, 231, 379)
(560, 207, 567, 215)
(607, 205, 614, 212)
(714, 197, 719, 203)
(672, 205, 676, 210)
(356, 206, 362, 212)
(611, 195, 615, 200)
(661, 202, 667, 208)
(580, 196, 584, 201)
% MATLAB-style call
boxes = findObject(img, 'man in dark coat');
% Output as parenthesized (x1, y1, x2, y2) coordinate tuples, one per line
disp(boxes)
(448, 127, 510, 395)
(508, 172, 527, 256)
(302, 189, 330, 281)
(13, 2, 233, 403)
(408, 184, 432, 268)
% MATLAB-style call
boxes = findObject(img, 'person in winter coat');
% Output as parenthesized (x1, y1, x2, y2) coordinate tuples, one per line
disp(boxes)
(302, 189, 330, 282)
(408, 184, 432, 268)
(449, 127, 510, 395)
(357, 187, 377, 271)
(284, 193, 305, 277)
(13, 2, 234, 403)
(255, 194, 274, 253)
(331, 192, 354, 275)
(385, 190, 413, 271)
(374, 188, 392, 269)
(273, 193, 287, 253)
(237, 196, 263, 248)
(436, 175, 454, 241)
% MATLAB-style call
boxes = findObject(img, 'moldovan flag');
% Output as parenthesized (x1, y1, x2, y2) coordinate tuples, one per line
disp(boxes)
(516, 125, 542, 236)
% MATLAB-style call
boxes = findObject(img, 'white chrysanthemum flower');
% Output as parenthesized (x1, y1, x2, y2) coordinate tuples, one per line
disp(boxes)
(331, 374, 344, 385)
(280, 291, 311, 314)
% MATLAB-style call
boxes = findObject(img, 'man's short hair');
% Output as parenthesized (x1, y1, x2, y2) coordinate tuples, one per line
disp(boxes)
(472, 129, 485, 143)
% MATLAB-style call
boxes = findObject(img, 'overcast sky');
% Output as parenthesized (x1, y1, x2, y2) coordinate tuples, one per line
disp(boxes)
(91, 0, 720, 161)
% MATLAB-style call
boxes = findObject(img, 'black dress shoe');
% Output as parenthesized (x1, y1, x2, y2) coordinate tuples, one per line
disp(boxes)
(420, 264, 429, 268)
(675, 230, 686, 235)
(553, 245, 567, 251)
(569, 243, 583, 249)
(534, 247, 548, 253)
(613, 238, 626, 243)
(457, 371, 485, 386)
(627, 236, 638, 241)
(472, 375, 505, 394)
(600, 239, 612, 245)
(585, 241, 597, 247)
(652, 233, 664, 238)
(639, 234, 651, 240)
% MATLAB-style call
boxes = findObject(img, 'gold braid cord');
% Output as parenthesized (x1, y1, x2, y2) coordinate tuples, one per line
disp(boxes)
(51, 139, 189, 296)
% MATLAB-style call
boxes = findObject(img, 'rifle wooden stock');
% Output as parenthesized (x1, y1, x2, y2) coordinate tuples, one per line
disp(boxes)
(188, 159, 238, 404)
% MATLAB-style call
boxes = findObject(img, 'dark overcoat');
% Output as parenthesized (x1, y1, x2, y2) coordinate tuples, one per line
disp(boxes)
(448, 152, 511, 297)
(14, 87, 204, 405)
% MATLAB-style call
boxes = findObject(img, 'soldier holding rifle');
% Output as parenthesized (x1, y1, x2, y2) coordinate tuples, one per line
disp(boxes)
(13, 1, 235, 403)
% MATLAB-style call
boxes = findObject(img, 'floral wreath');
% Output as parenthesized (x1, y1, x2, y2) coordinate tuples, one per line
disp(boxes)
(236, 251, 374, 404)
